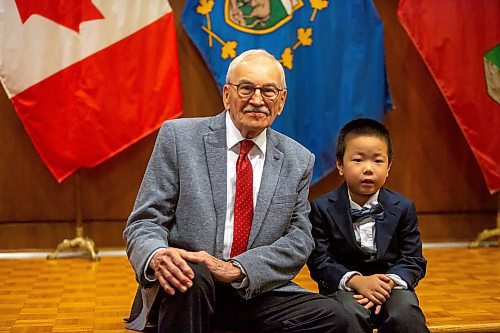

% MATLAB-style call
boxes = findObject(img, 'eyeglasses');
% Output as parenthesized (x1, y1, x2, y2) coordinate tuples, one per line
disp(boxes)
(227, 82, 284, 100)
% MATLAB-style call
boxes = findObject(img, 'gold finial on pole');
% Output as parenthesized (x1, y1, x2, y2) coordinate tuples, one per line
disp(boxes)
(47, 170, 99, 261)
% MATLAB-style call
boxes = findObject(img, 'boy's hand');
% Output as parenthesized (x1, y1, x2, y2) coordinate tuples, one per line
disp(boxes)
(347, 274, 393, 305)
(353, 294, 382, 314)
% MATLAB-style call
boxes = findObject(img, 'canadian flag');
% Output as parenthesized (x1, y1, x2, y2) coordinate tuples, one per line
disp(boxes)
(0, 0, 183, 182)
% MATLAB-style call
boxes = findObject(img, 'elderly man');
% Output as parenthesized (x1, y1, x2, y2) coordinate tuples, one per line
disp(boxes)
(124, 49, 348, 332)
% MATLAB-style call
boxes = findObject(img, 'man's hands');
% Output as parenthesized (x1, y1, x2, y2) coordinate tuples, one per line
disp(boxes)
(346, 274, 396, 314)
(181, 251, 242, 283)
(150, 248, 194, 295)
(150, 248, 243, 295)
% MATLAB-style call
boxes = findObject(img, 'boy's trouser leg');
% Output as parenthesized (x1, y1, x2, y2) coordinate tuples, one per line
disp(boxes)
(331, 290, 373, 333)
(378, 289, 429, 333)
(332, 289, 429, 333)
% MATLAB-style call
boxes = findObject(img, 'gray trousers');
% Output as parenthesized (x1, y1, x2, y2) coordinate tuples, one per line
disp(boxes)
(331, 290, 429, 333)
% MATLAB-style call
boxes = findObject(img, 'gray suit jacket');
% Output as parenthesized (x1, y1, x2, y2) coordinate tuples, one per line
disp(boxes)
(123, 111, 315, 331)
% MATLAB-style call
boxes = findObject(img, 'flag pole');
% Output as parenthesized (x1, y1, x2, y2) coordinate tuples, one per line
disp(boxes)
(47, 170, 100, 260)
(469, 193, 500, 248)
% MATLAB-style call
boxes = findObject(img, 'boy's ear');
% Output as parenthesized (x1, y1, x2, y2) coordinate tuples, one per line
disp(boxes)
(336, 159, 344, 176)
(386, 161, 392, 177)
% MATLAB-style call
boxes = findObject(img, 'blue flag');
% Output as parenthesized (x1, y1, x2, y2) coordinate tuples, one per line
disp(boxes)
(182, 0, 392, 183)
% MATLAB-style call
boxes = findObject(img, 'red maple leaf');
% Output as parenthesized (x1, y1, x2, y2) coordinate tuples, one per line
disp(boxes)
(15, 0, 104, 33)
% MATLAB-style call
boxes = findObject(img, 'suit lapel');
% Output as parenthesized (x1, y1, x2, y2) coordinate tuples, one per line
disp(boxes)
(376, 188, 401, 258)
(326, 183, 360, 249)
(204, 112, 228, 253)
(248, 129, 283, 247)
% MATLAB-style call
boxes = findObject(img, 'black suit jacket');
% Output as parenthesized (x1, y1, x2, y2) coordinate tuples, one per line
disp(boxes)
(307, 182, 427, 295)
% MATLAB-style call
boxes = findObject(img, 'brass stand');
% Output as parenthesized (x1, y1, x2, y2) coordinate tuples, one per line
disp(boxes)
(47, 170, 99, 261)
(469, 194, 500, 248)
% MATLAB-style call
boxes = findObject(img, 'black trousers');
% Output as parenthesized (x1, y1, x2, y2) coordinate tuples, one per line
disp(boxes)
(332, 290, 429, 333)
(155, 263, 348, 333)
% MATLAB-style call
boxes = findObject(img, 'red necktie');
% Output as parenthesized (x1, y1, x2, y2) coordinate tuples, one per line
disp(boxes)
(231, 140, 254, 257)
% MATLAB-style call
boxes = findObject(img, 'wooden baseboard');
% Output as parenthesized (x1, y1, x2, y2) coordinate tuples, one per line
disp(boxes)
(418, 213, 496, 242)
(0, 212, 496, 250)
(0, 220, 126, 250)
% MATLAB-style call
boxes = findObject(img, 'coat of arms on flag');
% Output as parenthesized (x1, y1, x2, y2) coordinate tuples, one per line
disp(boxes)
(225, 0, 300, 33)
(484, 44, 500, 104)
(182, 0, 391, 183)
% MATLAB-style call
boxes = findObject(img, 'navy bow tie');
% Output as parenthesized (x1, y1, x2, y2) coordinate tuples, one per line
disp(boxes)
(350, 204, 384, 222)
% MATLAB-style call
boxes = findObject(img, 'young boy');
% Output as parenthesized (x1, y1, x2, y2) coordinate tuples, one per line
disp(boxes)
(307, 118, 429, 332)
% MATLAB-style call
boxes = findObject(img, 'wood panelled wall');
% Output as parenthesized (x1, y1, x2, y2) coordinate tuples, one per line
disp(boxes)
(0, 0, 496, 250)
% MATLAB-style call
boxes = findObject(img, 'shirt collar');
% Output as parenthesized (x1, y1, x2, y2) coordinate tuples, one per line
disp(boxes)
(225, 111, 266, 154)
(348, 189, 380, 210)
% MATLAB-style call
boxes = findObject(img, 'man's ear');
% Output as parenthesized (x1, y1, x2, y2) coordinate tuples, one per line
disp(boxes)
(222, 85, 230, 109)
(277, 89, 287, 115)
(336, 159, 344, 176)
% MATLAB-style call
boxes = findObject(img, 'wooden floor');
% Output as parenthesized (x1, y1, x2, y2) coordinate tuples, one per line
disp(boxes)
(0, 247, 499, 332)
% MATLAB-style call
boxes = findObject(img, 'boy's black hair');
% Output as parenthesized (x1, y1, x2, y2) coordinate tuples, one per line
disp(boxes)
(336, 118, 393, 163)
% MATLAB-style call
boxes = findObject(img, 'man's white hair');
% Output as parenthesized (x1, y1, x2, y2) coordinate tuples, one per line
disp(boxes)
(225, 49, 287, 88)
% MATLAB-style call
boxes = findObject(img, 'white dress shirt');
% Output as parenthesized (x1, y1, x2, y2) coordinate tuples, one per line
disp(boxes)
(223, 112, 266, 259)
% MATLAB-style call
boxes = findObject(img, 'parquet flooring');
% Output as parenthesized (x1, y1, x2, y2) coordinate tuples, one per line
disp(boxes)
(0, 247, 499, 332)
